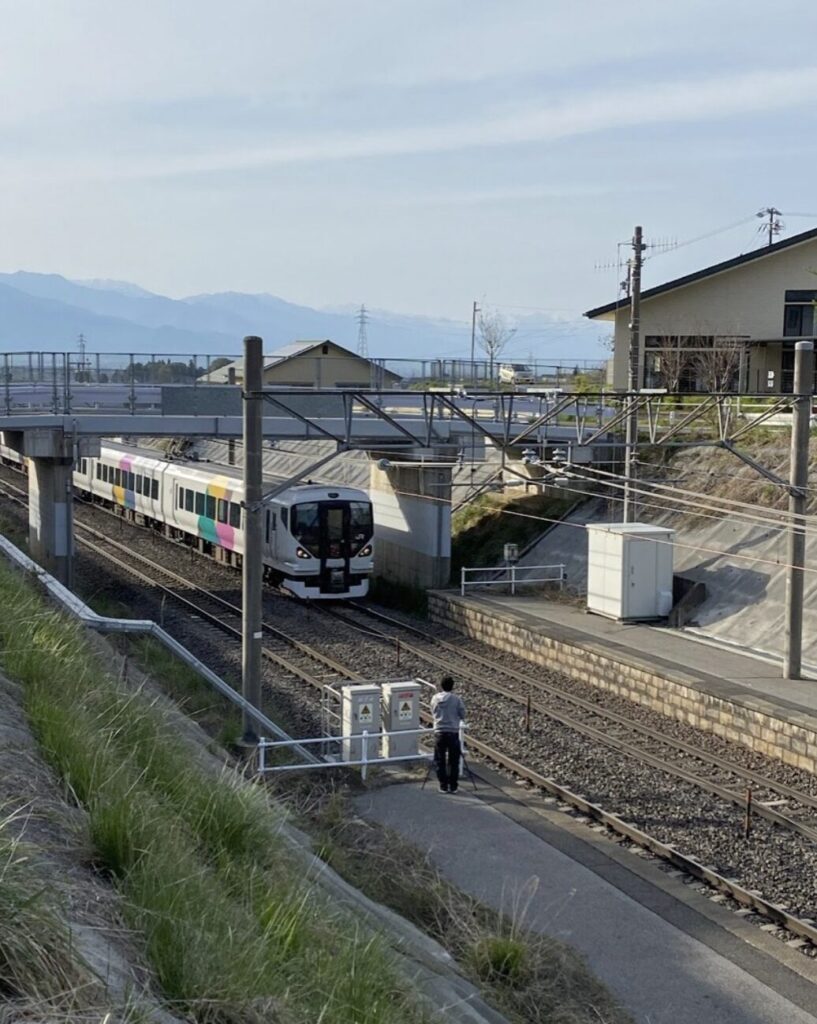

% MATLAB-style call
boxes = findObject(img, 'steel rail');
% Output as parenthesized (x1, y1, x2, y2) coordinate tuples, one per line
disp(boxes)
(75, 528, 363, 687)
(5, 472, 817, 940)
(325, 603, 817, 843)
(0, 474, 360, 689)
(467, 736, 817, 948)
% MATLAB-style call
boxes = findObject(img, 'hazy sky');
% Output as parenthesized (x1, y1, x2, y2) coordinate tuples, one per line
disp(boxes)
(2, 0, 817, 326)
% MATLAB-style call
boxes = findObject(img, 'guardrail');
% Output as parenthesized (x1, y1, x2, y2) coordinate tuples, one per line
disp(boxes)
(258, 726, 435, 779)
(460, 563, 566, 597)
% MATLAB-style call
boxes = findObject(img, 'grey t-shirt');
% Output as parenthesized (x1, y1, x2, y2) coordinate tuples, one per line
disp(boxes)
(430, 691, 466, 733)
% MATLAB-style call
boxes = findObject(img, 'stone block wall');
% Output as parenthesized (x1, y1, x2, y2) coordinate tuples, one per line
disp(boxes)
(429, 592, 817, 775)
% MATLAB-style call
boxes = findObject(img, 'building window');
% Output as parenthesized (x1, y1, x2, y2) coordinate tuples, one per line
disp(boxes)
(783, 290, 816, 337)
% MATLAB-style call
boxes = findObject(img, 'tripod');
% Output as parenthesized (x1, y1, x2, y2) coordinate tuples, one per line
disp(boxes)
(422, 729, 478, 792)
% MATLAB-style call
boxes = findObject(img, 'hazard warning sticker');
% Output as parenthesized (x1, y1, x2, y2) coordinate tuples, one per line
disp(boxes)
(358, 703, 373, 724)
(398, 700, 413, 721)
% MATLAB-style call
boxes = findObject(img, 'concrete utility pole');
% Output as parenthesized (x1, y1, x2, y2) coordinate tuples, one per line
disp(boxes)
(470, 301, 480, 384)
(784, 340, 814, 679)
(622, 225, 645, 523)
(241, 335, 264, 742)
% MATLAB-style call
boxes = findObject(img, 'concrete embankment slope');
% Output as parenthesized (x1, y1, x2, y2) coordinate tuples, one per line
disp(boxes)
(518, 490, 817, 667)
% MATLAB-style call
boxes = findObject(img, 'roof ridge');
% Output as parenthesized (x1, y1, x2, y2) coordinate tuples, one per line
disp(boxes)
(585, 223, 817, 319)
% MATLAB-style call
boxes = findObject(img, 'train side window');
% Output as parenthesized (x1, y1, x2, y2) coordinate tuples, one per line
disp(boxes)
(151, 479, 159, 500)
(81, 459, 87, 475)
(127, 471, 135, 490)
(205, 494, 216, 519)
(136, 474, 143, 494)
(194, 492, 204, 515)
(115, 469, 122, 486)
(217, 498, 228, 523)
(185, 489, 194, 513)
(230, 502, 241, 528)
(96, 464, 102, 480)
(177, 487, 183, 508)
(281, 508, 288, 528)
(265, 510, 270, 543)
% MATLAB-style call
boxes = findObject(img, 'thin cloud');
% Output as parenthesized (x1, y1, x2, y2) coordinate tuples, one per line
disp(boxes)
(1, 65, 815, 188)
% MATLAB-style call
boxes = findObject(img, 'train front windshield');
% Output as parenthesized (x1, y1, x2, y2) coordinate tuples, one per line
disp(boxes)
(291, 500, 373, 558)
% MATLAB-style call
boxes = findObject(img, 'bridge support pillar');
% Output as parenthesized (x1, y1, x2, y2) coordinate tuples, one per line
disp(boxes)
(29, 456, 75, 588)
(12, 430, 100, 589)
(369, 454, 452, 591)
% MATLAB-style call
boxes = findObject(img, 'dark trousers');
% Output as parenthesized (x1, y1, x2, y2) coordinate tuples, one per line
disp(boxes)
(434, 731, 461, 790)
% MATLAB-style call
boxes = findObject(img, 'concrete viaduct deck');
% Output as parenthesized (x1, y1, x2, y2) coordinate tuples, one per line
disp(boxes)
(0, 385, 612, 591)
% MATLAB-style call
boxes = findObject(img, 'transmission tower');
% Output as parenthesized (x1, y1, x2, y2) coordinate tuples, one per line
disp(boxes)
(356, 304, 369, 357)
(757, 207, 784, 246)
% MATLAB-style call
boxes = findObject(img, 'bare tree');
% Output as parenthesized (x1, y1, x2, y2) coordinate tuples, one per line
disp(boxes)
(477, 309, 516, 381)
(653, 340, 691, 394)
(691, 337, 745, 393)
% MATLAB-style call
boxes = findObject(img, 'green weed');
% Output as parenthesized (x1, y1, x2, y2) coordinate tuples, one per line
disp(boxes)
(0, 562, 425, 1024)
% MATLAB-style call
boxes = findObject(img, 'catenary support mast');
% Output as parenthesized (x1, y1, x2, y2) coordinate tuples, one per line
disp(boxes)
(241, 335, 264, 740)
(784, 339, 814, 679)
(622, 225, 644, 523)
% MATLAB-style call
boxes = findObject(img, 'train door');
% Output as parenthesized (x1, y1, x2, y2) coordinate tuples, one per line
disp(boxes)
(320, 502, 349, 593)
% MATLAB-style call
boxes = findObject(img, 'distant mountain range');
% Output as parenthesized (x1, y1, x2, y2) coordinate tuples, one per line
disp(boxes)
(0, 271, 603, 363)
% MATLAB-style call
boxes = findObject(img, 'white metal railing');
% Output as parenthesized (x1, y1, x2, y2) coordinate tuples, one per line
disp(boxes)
(259, 720, 472, 781)
(258, 726, 435, 780)
(460, 563, 565, 596)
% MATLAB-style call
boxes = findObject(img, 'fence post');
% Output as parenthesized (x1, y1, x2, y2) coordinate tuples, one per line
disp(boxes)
(511, 564, 516, 596)
(258, 740, 266, 774)
(361, 730, 369, 781)
(560, 566, 565, 591)
(460, 567, 466, 596)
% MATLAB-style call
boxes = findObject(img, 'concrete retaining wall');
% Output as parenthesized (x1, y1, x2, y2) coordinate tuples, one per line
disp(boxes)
(429, 592, 817, 775)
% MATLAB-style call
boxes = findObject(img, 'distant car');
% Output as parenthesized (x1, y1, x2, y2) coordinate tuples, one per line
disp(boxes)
(499, 363, 537, 385)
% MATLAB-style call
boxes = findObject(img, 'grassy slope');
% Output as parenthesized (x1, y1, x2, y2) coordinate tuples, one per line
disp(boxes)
(0, 562, 426, 1024)
(642, 434, 817, 525)
(451, 491, 575, 579)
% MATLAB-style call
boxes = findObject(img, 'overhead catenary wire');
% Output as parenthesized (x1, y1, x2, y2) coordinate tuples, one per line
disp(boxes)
(385, 479, 817, 579)
(579, 463, 817, 532)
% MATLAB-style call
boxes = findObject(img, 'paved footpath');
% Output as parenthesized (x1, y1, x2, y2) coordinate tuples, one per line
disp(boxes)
(356, 776, 817, 1024)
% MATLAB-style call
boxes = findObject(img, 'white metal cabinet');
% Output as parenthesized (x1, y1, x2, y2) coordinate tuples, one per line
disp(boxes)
(586, 523, 674, 621)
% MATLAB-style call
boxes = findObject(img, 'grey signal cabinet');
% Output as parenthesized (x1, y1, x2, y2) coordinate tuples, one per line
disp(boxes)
(586, 523, 674, 621)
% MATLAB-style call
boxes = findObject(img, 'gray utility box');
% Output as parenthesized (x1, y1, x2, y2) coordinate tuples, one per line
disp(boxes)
(381, 681, 422, 758)
(586, 523, 674, 622)
(341, 684, 382, 763)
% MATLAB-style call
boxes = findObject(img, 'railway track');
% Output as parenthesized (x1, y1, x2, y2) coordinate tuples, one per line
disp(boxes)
(0, 474, 360, 691)
(6, 468, 817, 949)
(322, 602, 817, 846)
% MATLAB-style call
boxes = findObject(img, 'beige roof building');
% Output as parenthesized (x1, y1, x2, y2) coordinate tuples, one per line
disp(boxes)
(201, 340, 401, 389)
(585, 226, 817, 394)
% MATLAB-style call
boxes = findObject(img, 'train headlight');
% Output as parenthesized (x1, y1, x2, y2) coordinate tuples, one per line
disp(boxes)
(358, 545, 372, 557)
(296, 546, 312, 559)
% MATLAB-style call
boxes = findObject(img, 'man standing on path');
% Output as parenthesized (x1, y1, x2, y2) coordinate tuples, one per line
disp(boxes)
(430, 676, 466, 793)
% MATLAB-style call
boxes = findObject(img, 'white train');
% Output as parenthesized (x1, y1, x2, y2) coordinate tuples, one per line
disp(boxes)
(1, 440, 374, 599)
